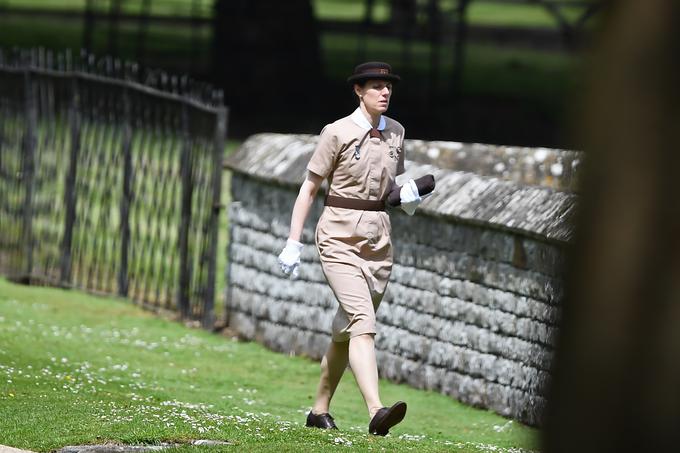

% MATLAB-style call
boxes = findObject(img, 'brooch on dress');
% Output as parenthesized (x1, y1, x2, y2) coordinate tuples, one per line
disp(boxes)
(388, 145, 402, 160)
(353, 130, 373, 160)
(353, 144, 361, 160)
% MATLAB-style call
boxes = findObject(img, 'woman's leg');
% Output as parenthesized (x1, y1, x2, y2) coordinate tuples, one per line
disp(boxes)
(312, 339, 349, 414)
(349, 333, 383, 418)
(316, 257, 387, 418)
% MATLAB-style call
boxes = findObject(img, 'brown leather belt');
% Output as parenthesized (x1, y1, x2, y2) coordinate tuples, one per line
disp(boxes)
(324, 195, 385, 211)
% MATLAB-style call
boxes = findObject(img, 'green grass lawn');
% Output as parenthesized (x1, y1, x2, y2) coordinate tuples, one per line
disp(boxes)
(0, 277, 540, 452)
(315, 0, 592, 29)
(465, 1, 588, 29)
(1, 0, 596, 28)
(0, 0, 214, 17)
(0, 17, 212, 74)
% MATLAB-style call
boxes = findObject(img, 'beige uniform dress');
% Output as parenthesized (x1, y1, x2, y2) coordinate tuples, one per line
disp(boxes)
(307, 108, 406, 342)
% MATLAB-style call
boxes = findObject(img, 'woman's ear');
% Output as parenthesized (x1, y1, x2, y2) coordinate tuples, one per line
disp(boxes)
(353, 84, 363, 99)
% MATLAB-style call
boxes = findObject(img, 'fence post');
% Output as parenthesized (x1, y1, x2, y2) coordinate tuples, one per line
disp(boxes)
(20, 58, 38, 282)
(60, 78, 81, 286)
(177, 103, 193, 319)
(202, 105, 228, 329)
(118, 86, 133, 297)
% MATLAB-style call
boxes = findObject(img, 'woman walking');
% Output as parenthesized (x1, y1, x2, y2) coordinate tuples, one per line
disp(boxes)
(277, 62, 424, 436)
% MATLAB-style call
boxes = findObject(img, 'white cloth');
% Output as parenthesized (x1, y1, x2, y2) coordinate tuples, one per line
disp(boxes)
(278, 239, 303, 279)
(350, 107, 386, 131)
(400, 178, 422, 216)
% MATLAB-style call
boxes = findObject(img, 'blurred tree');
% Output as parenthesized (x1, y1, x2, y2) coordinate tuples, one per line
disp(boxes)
(451, 0, 472, 98)
(108, 0, 123, 57)
(190, 0, 202, 72)
(82, 0, 96, 52)
(357, 0, 376, 61)
(212, 0, 322, 116)
(390, 0, 418, 27)
(543, 0, 680, 451)
(136, 0, 152, 65)
(530, 0, 604, 50)
(390, 0, 417, 70)
(426, 0, 442, 96)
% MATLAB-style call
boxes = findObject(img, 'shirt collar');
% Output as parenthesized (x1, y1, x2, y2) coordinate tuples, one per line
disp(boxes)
(350, 108, 386, 131)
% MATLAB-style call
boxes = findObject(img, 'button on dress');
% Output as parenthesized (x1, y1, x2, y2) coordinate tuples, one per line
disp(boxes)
(307, 109, 405, 342)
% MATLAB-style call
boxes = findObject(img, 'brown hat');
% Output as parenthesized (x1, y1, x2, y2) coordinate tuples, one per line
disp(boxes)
(347, 61, 401, 84)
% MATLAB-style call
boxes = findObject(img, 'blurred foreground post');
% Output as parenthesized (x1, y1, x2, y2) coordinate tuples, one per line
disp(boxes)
(543, 1, 680, 451)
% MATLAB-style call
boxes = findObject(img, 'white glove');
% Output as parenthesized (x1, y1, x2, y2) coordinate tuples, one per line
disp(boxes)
(400, 178, 422, 216)
(278, 239, 303, 279)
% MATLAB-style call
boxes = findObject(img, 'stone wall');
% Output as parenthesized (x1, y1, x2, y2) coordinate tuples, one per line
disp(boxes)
(224, 133, 579, 426)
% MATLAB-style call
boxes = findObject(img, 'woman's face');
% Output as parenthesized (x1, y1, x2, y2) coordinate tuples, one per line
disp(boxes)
(355, 79, 393, 114)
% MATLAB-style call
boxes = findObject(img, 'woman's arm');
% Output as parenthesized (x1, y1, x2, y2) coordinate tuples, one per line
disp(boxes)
(287, 171, 324, 242)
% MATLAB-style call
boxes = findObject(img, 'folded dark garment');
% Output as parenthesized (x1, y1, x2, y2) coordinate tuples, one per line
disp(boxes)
(386, 174, 436, 207)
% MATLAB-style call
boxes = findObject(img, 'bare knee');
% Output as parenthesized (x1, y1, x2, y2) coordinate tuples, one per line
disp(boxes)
(321, 340, 349, 373)
(331, 338, 350, 355)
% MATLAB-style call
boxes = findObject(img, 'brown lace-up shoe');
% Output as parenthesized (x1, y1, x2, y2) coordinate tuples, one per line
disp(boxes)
(368, 401, 407, 436)
(306, 411, 338, 429)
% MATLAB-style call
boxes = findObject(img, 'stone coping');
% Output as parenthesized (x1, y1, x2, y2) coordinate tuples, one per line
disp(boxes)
(0, 445, 34, 453)
(224, 133, 577, 244)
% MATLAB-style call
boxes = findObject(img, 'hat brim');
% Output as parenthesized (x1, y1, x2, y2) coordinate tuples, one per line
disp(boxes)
(347, 73, 401, 84)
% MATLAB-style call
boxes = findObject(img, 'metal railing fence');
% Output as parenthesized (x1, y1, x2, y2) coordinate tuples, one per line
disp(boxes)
(0, 49, 227, 327)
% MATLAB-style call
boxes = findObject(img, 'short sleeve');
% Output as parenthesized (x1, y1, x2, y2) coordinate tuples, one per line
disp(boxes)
(397, 129, 406, 175)
(307, 125, 338, 178)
